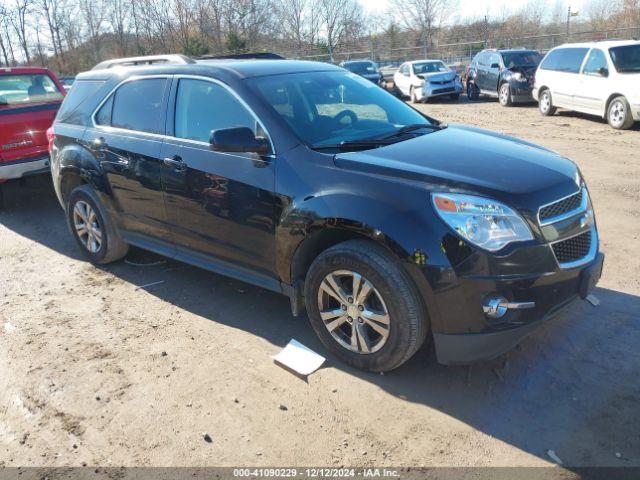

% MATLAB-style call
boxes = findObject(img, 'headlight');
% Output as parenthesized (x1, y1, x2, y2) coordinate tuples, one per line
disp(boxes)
(513, 72, 527, 82)
(432, 193, 533, 252)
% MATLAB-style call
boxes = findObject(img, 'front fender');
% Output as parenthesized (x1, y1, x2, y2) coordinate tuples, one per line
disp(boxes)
(276, 190, 450, 282)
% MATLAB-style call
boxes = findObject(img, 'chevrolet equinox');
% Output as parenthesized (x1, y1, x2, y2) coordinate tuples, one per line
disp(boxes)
(50, 59, 604, 371)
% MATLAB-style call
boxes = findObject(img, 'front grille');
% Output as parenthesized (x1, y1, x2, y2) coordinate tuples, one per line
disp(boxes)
(552, 230, 591, 264)
(539, 190, 583, 222)
(433, 87, 455, 94)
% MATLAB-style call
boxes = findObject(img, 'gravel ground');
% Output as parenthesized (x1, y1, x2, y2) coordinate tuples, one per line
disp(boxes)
(1, 97, 639, 472)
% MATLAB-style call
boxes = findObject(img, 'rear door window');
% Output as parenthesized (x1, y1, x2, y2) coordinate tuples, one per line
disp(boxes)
(108, 78, 167, 134)
(0, 73, 63, 108)
(582, 49, 608, 75)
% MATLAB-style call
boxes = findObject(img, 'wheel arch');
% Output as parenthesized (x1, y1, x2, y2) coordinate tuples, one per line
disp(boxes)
(289, 219, 406, 289)
(55, 143, 111, 210)
(604, 93, 626, 119)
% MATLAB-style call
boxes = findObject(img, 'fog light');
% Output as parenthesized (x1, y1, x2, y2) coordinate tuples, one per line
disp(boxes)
(483, 296, 536, 319)
(483, 296, 508, 319)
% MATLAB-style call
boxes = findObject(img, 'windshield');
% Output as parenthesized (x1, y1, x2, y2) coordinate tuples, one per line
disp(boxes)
(609, 44, 640, 73)
(248, 71, 433, 149)
(412, 61, 449, 74)
(343, 62, 377, 75)
(0, 73, 63, 107)
(501, 51, 543, 68)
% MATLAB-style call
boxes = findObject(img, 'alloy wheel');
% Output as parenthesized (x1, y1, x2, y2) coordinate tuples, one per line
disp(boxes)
(73, 200, 103, 253)
(317, 270, 390, 354)
(499, 84, 510, 105)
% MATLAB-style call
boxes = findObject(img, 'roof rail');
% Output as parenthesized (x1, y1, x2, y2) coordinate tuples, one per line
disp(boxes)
(92, 54, 195, 70)
(197, 52, 285, 60)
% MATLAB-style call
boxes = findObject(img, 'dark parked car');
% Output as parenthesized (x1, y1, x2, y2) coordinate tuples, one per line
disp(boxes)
(466, 49, 543, 106)
(50, 58, 603, 371)
(59, 76, 76, 91)
(339, 60, 382, 84)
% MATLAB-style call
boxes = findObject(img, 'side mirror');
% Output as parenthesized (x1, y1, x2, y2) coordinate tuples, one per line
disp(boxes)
(209, 127, 269, 155)
(598, 67, 609, 77)
(490, 63, 500, 69)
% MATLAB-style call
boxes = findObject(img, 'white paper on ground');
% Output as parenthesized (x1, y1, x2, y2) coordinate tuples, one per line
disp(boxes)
(273, 339, 326, 376)
(586, 294, 600, 307)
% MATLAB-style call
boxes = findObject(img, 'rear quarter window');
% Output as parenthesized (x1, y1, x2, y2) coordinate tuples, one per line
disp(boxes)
(56, 80, 106, 124)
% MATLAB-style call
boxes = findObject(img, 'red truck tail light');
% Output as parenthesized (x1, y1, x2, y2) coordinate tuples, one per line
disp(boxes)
(46, 126, 55, 153)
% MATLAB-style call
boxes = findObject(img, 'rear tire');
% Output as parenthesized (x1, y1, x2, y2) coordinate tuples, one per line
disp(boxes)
(499, 83, 512, 107)
(304, 239, 428, 372)
(539, 89, 556, 116)
(607, 96, 634, 130)
(67, 185, 128, 265)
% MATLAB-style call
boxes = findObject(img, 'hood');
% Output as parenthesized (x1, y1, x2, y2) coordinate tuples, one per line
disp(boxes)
(418, 71, 456, 82)
(334, 125, 580, 212)
(507, 65, 537, 77)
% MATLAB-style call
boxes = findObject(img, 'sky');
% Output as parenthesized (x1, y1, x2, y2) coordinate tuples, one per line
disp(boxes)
(357, 0, 587, 21)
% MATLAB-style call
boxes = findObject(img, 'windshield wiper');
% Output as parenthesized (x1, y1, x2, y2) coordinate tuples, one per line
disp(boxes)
(312, 138, 397, 152)
(382, 123, 445, 140)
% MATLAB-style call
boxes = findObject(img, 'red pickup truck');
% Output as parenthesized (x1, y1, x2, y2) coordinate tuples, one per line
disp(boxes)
(0, 67, 65, 201)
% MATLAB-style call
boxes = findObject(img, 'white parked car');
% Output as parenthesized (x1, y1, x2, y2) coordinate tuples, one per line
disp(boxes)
(393, 60, 463, 103)
(533, 40, 640, 129)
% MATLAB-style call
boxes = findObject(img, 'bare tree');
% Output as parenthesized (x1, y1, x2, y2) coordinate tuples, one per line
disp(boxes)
(391, 0, 457, 57)
(109, 0, 130, 56)
(319, 0, 363, 62)
(10, 0, 32, 63)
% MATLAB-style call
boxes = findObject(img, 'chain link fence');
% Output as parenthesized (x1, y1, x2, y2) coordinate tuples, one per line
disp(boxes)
(279, 25, 640, 70)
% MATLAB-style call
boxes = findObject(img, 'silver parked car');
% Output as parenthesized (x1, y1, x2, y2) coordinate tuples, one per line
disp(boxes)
(393, 60, 463, 103)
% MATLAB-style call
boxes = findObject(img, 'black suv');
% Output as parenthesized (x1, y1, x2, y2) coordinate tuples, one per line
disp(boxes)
(466, 49, 543, 106)
(50, 58, 603, 371)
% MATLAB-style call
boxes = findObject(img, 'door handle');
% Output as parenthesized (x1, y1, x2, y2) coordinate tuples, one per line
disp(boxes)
(163, 155, 186, 170)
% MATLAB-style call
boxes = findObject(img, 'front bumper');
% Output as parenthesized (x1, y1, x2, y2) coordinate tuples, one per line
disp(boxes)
(0, 155, 50, 181)
(420, 80, 464, 99)
(431, 252, 604, 365)
(630, 100, 640, 121)
(510, 82, 534, 103)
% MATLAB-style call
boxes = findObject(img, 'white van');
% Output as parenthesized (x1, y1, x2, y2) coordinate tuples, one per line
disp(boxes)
(533, 40, 640, 129)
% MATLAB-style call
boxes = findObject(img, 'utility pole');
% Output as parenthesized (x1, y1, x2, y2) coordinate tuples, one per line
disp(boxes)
(483, 16, 489, 48)
(422, 32, 427, 59)
(566, 6, 579, 42)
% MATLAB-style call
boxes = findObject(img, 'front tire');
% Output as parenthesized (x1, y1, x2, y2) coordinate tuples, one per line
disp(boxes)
(498, 83, 512, 106)
(304, 240, 428, 372)
(466, 81, 479, 100)
(410, 86, 420, 104)
(607, 96, 634, 130)
(539, 89, 556, 116)
(67, 185, 128, 264)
